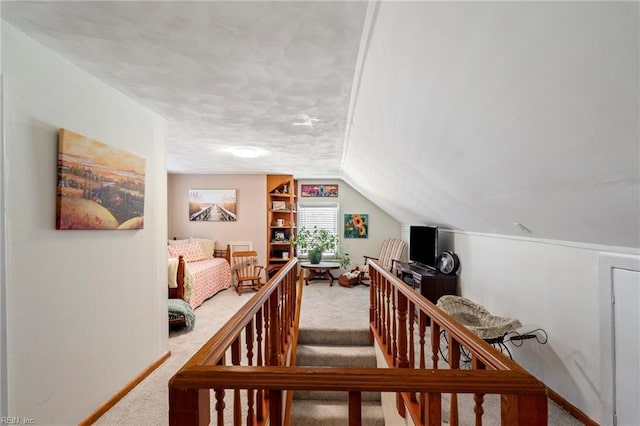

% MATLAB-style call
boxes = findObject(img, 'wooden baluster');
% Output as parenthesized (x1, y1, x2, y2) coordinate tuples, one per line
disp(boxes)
(424, 392, 442, 426)
(279, 286, 286, 358)
(385, 280, 392, 355)
(168, 388, 210, 426)
(280, 285, 287, 361)
(283, 276, 289, 332)
(348, 391, 362, 426)
(392, 286, 398, 366)
(419, 311, 427, 369)
(269, 390, 283, 425)
(370, 276, 376, 328)
(256, 308, 264, 422)
(276, 285, 289, 365)
(289, 274, 296, 329)
(378, 277, 383, 334)
(448, 336, 460, 426)
(245, 320, 255, 426)
(269, 289, 281, 366)
(395, 290, 409, 365)
(419, 310, 427, 424)
(379, 277, 385, 341)
(369, 277, 376, 343)
(246, 320, 255, 365)
(263, 302, 269, 365)
(395, 289, 408, 418)
(232, 337, 242, 426)
(380, 278, 386, 347)
(408, 300, 417, 404)
(263, 302, 272, 411)
(471, 355, 486, 426)
(283, 283, 288, 354)
(430, 322, 440, 369)
(376, 278, 382, 334)
(215, 356, 226, 426)
(256, 308, 264, 367)
(284, 276, 291, 346)
(283, 281, 290, 353)
(409, 301, 415, 367)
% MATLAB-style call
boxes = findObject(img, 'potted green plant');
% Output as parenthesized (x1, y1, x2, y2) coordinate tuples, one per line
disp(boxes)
(292, 226, 349, 267)
(336, 250, 351, 271)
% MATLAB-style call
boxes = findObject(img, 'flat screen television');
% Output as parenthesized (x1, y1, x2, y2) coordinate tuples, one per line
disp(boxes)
(409, 225, 438, 270)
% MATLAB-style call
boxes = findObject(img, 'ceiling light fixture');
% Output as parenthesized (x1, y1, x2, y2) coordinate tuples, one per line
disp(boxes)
(230, 147, 261, 158)
(291, 113, 319, 127)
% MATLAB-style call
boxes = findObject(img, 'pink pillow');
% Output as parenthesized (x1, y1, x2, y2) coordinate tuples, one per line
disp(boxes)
(167, 242, 208, 262)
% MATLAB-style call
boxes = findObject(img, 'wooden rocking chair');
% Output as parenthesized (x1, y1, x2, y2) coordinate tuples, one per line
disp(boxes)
(232, 250, 265, 295)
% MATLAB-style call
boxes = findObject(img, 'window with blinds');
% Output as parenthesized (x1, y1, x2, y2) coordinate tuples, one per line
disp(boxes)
(297, 204, 339, 255)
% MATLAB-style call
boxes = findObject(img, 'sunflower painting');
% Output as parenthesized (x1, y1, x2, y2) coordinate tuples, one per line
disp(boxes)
(344, 213, 368, 238)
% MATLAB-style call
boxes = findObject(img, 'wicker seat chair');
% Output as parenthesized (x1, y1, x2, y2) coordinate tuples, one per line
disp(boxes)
(232, 250, 265, 295)
(357, 238, 406, 286)
(436, 295, 523, 361)
(436, 295, 522, 340)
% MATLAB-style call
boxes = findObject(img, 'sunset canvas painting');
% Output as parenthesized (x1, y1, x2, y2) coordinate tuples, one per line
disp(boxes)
(56, 129, 146, 230)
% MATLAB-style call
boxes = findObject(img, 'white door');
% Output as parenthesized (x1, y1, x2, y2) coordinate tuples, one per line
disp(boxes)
(613, 267, 640, 425)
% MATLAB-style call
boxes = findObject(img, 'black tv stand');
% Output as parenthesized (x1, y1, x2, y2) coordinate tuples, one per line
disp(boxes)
(405, 262, 435, 276)
(396, 261, 458, 307)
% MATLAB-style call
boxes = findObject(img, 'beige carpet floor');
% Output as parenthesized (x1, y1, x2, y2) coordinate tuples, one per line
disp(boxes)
(95, 281, 583, 425)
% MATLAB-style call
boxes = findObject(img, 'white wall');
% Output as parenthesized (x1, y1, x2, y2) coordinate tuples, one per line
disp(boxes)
(168, 174, 267, 264)
(450, 231, 639, 424)
(0, 58, 7, 420)
(2, 24, 168, 423)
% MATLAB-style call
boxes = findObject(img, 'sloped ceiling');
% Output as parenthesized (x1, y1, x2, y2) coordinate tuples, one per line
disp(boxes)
(2, 1, 639, 248)
(343, 1, 639, 248)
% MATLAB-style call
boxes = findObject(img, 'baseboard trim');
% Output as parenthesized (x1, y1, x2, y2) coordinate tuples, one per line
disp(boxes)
(79, 351, 171, 425)
(546, 386, 598, 426)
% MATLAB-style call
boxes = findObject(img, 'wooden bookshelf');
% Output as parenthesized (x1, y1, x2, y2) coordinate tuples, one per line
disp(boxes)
(266, 175, 297, 276)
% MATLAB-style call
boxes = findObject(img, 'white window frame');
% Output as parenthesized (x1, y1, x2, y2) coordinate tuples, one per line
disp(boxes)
(296, 203, 339, 257)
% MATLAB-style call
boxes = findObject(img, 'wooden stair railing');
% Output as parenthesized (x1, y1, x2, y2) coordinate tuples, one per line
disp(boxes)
(169, 257, 300, 425)
(168, 257, 548, 426)
(369, 259, 548, 425)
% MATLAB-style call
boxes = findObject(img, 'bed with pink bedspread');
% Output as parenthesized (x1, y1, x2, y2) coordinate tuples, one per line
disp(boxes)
(167, 240, 232, 309)
(183, 258, 231, 309)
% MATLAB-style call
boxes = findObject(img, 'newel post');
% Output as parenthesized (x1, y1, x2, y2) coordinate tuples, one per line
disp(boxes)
(169, 388, 210, 426)
(501, 393, 548, 425)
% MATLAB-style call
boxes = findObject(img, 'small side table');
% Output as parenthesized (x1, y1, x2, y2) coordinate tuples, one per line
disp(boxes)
(300, 262, 340, 286)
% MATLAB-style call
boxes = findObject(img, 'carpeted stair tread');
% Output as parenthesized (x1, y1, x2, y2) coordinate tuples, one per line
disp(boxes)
(296, 344, 377, 368)
(289, 399, 385, 426)
(298, 328, 371, 346)
(291, 325, 384, 424)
